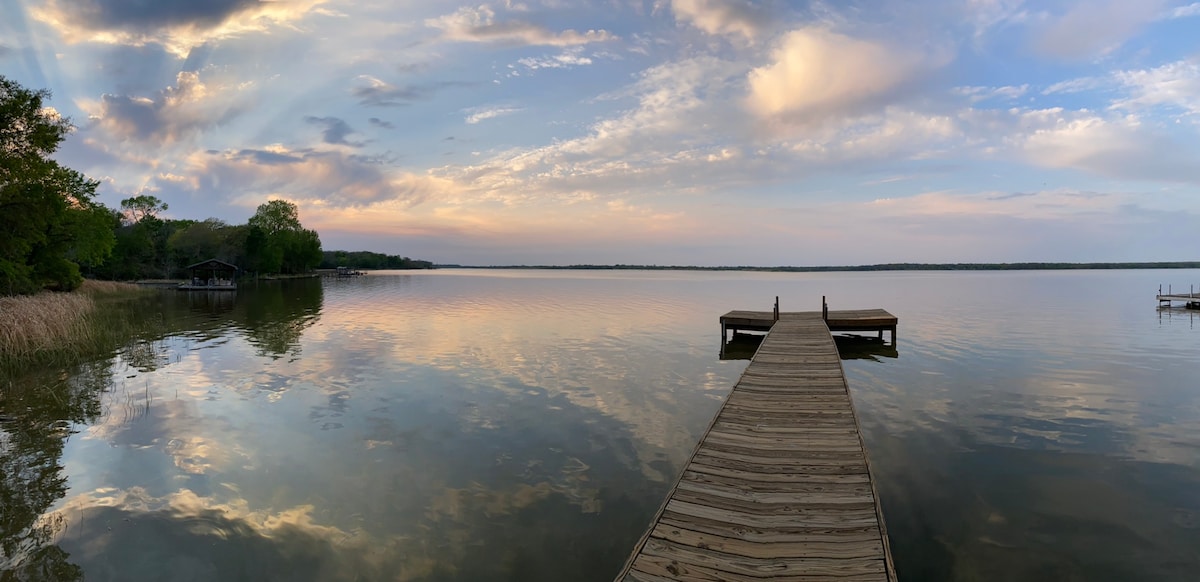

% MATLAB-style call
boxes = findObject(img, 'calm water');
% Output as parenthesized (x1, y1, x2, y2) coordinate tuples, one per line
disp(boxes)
(2, 269, 1199, 581)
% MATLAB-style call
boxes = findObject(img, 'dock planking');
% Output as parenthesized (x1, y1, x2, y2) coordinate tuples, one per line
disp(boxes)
(617, 312, 897, 582)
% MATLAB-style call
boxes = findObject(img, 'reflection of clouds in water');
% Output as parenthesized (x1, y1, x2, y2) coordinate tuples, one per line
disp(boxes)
(48, 486, 423, 582)
(293, 278, 742, 482)
(82, 391, 251, 479)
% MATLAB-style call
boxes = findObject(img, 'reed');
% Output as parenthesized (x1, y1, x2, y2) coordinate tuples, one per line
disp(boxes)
(0, 280, 154, 368)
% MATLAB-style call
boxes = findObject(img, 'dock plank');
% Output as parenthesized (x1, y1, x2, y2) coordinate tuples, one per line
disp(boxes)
(615, 313, 897, 581)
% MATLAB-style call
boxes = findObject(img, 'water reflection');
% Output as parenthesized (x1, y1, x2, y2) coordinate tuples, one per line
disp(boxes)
(0, 360, 113, 580)
(3, 270, 1200, 581)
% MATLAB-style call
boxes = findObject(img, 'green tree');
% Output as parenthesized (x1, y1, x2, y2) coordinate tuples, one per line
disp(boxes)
(0, 75, 114, 294)
(245, 200, 321, 275)
(247, 199, 302, 236)
(119, 194, 168, 224)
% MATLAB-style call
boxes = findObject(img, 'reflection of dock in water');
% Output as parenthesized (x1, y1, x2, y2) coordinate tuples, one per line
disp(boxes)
(617, 303, 898, 582)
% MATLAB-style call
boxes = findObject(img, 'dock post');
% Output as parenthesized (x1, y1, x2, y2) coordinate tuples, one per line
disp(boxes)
(774, 296, 779, 321)
(822, 296, 828, 322)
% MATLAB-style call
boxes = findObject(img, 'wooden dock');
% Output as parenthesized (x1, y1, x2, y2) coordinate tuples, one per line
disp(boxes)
(1158, 286, 1199, 309)
(616, 310, 897, 582)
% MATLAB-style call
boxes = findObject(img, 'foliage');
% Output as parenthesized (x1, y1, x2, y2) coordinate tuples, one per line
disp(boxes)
(0, 76, 114, 295)
(320, 250, 435, 270)
(118, 194, 168, 224)
(246, 200, 322, 275)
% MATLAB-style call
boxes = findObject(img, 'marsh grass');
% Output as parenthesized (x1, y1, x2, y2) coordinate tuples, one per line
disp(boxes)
(1, 280, 158, 375)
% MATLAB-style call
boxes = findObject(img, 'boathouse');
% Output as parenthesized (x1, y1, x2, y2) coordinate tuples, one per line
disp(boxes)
(180, 259, 238, 290)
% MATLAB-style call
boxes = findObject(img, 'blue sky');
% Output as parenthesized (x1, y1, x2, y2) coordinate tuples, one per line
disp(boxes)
(2, 0, 1198, 265)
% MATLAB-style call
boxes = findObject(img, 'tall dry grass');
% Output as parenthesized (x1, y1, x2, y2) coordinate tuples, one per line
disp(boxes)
(0, 280, 149, 361)
(79, 279, 144, 296)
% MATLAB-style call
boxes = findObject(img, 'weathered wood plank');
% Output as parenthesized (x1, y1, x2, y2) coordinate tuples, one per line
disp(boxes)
(650, 524, 885, 560)
(615, 311, 897, 582)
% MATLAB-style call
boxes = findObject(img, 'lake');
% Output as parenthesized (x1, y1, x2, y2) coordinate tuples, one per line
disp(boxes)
(2, 269, 1199, 581)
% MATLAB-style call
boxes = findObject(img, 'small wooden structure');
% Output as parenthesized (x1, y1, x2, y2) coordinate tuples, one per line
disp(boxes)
(617, 302, 898, 582)
(1158, 284, 1200, 309)
(721, 297, 898, 345)
(179, 259, 238, 291)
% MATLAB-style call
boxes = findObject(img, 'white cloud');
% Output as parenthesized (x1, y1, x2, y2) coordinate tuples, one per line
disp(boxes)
(955, 84, 1030, 103)
(464, 106, 522, 124)
(671, 0, 770, 40)
(426, 4, 615, 46)
(1010, 109, 1200, 182)
(516, 48, 593, 71)
(745, 28, 944, 125)
(1112, 59, 1200, 114)
(1168, 2, 1200, 18)
(1042, 76, 1104, 95)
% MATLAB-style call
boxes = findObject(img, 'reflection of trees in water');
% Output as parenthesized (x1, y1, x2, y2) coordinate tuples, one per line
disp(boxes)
(1, 279, 324, 577)
(237, 279, 323, 359)
(125, 279, 325, 368)
(0, 361, 112, 580)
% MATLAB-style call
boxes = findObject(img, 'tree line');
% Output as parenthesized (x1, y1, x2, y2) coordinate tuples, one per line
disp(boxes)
(86, 195, 324, 282)
(2, 76, 432, 296)
(319, 251, 433, 270)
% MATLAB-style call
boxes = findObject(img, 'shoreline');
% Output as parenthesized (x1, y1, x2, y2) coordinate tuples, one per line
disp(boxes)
(0, 280, 151, 371)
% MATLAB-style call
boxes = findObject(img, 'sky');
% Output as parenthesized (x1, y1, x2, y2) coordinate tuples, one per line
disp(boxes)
(2, 0, 1198, 266)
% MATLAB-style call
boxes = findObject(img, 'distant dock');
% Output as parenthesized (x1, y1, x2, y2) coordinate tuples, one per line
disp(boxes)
(1158, 285, 1200, 309)
(616, 304, 898, 582)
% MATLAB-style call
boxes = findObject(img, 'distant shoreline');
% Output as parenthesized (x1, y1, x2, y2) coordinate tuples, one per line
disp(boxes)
(435, 262, 1200, 272)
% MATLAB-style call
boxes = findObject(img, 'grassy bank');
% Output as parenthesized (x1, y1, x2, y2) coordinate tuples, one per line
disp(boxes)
(0, 280, 154, 372)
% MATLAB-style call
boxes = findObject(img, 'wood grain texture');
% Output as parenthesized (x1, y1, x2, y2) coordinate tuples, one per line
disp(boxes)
(615, 312, 897, 581)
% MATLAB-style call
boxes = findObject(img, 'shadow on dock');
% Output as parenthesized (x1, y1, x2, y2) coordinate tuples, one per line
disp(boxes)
(721, 333, 898, 361)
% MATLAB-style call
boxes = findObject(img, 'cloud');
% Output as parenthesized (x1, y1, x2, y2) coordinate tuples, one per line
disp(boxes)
(671, 0, 772, 40)
(516, 47, 593, 71)
(304, 116, 364, 146)
(174, 145, 455, 208)
(40, 0, 259, 32)
(351, 75, 470, 107)
(1169, 2, 1200, 18)
(964, 0, 1029, 39)
(1042, 76, 1104, 95)
(464, 106, 522, 124)
(1112, 59, 1200, 114)
(368, 117, 395, 129)
(954, 84, 1030, 103)
(426, 4, 616, 46)
(31, 0, 329, 57)
(745, 28, 944, 125)
(83, 71, 248, 144)
(1009, 109, 1200, 183)
(1032, 0, 1167, 60)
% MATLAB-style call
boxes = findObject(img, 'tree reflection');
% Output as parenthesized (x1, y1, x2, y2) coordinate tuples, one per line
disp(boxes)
(1, 279, 325, 578)
(0, 360, 111, 580)
(237, 279, 323, 359)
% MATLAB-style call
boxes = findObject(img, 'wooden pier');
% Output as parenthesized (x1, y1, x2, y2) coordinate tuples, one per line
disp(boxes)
(1158, 285, 1200, 309)
(616, 309, 898, 582)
